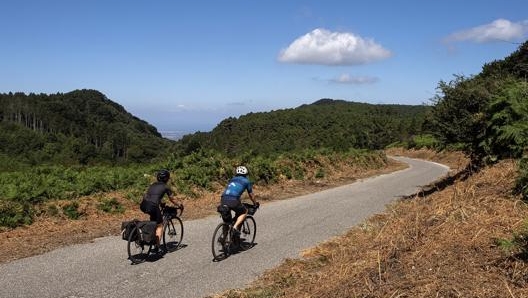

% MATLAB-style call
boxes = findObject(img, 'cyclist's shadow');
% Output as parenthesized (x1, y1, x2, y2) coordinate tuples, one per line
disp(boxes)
(213, 242, 258, 262)
(144, 243, 188, 263)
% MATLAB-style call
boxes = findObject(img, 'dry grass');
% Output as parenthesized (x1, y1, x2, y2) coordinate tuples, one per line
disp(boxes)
(210, 152, 528, 298)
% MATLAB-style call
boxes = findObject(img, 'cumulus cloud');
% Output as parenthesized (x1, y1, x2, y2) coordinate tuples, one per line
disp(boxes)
(444, 18, 528, 43)
(278, 28, 392, 66)
(330, 73, 379, 84)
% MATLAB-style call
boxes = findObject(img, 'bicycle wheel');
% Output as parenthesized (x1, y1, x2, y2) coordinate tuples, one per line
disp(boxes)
(127, 226, 151, 264)
(211, 223, 230, 261)
(163, 217, 184, 252)
(239, 216, 256, 251)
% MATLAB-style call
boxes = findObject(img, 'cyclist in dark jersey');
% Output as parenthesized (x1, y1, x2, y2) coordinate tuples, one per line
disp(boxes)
(140, 169, 183, 252)
(220, 166, 259, 234)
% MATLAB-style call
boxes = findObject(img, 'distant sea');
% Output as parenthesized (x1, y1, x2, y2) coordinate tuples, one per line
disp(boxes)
(160, 131, 189, 140)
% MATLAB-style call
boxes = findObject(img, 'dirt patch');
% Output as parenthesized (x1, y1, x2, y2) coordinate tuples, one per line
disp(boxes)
(0, 156, 408, 264)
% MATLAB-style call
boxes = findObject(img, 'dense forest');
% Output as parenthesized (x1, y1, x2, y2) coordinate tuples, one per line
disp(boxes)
(0, 89, 173, 169)
(177, 99, 431, 155)
(0, 89, 431, 169)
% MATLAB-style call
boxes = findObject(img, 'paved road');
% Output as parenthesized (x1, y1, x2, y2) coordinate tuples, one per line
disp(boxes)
(0, 157, 449, 298)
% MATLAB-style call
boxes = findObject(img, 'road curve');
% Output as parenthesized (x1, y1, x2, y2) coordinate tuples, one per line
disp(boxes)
(0, 157, 449, 298)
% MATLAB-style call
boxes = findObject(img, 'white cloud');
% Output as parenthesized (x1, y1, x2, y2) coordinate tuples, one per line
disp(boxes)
(278, 28, 392, 66)
(445, 19, 528, 43)
(330, 73, 379, 84)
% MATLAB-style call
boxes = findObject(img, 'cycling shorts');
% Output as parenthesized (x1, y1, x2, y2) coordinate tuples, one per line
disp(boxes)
(220, 195, 247, 217)
(140, 200, 163, 224)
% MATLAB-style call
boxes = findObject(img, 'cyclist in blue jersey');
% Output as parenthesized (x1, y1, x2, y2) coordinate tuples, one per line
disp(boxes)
(220, 166, 259, 234)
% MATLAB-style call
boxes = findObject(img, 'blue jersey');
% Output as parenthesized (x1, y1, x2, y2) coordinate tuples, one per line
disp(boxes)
(221, 176, 252, 199)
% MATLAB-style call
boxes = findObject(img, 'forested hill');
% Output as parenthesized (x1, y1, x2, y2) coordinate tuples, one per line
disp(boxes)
(0, 89, 172, 169)
(177, 100, 431, 155)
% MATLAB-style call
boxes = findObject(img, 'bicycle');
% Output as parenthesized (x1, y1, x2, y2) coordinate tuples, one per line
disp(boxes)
(126, 204, 184, 264)
(211, 203, 258, 261)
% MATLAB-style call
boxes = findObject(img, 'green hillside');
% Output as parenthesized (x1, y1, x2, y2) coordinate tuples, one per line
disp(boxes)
(176, 99, 431, 155)
(0, 89, 173, 169)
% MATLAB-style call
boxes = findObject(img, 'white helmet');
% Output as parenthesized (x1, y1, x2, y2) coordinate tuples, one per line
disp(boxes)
(235, 165, 248, 175)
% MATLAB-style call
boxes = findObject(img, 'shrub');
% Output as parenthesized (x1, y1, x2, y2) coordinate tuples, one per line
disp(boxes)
(0, 200, 33, 228)
(410, 134, 440, 149)
(98, 197, 125, 214)
(62, 202, 81, 220)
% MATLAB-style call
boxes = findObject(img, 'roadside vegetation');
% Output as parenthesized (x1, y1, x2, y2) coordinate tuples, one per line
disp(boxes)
(0, 148, 388, 229)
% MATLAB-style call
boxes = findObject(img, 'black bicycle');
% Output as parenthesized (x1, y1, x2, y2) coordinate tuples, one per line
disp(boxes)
(211, 203, 258, 261)
(125, 204, 184, 264)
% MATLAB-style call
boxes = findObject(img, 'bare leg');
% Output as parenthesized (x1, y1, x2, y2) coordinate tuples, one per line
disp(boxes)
(234, 211, 248, 231)
(155, 224, 163, 247)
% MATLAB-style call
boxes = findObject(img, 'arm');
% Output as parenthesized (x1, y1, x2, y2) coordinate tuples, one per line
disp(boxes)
(166, 186, 183, 209)
(169, 195, 183, 209)
(246, 179, 258, 206)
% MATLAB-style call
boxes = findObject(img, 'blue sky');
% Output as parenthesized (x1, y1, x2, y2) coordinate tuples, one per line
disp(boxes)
(1, 1, 527, 134)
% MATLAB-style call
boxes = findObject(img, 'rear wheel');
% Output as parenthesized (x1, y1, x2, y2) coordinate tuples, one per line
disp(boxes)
(127, 226, 151, 264)
(163, 217, 184, 252)
(212, 223, 230, 261)
(239, 216, 256, 251)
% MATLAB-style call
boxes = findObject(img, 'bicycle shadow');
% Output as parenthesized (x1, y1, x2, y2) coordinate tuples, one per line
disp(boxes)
(131, 243, 188, 265)
(165, 242, 188, 253)
(212, 242, 258, 262)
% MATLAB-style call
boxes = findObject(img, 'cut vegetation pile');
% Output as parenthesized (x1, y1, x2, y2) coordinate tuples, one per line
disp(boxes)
(212, 152, 528, 297)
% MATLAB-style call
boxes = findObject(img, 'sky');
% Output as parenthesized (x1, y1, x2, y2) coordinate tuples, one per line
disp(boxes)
(1, 1, 527, 134)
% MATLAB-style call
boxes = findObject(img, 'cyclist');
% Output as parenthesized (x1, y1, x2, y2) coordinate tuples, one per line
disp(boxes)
(140, 169, 183, 253)
(220, 165, 259, 237)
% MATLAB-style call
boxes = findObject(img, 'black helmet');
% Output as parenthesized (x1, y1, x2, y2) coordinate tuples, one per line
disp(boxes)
(156, 169, 170, 182)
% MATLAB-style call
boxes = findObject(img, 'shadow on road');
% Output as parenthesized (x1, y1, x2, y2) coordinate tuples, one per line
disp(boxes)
(130, 243, 188, 265)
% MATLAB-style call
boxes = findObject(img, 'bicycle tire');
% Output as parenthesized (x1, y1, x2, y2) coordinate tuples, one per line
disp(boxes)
(127, 225, 151, 264)
(211, 223, 230, 261)
(163, 217, 184, 252)
(239, 216, 256, 251)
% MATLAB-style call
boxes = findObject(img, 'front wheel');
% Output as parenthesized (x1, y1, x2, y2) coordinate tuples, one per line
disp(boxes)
(239, 216, 256, 251)
(163, 217, 184, 252)
(212, 223, 230, 261)
(127, 226, 151, 264)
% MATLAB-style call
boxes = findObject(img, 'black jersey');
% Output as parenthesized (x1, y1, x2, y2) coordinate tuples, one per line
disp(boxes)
(143, 181, 173, 206)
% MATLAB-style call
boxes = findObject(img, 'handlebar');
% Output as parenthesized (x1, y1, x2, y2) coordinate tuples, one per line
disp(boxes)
(160, 203, 184, 217)
(243, 202, 259, 215)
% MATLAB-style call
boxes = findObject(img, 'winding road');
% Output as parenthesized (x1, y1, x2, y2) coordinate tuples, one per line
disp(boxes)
(0, 156, 449, 298)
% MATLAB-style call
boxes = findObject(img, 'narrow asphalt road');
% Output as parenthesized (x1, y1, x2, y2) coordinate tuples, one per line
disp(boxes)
(0, 157, 449, 298)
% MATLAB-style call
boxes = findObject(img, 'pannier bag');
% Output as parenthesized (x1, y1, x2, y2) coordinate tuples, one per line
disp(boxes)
(121, 220, 138, 240)
(121, 220, 157, 243)
(136, 221, 157, 243)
